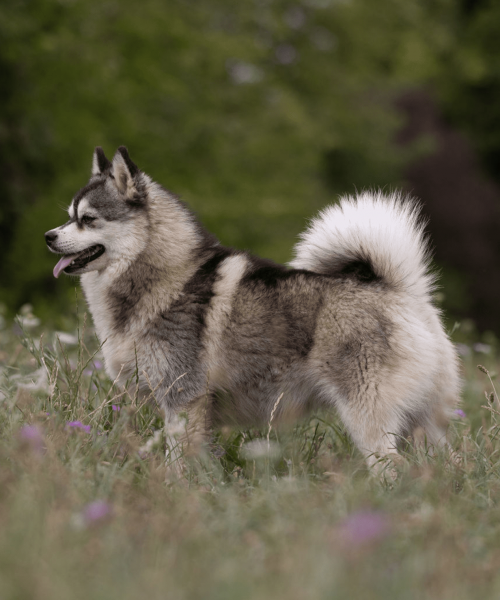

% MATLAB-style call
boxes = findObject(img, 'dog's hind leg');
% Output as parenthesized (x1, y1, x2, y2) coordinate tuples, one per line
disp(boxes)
(336, 399, 402, 472)
(317, 372, 405, 475)
(164, 394, 212, 481)
(412, 396, 459, 463)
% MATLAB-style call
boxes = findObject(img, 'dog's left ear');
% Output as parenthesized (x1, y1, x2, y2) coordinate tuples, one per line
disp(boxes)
(92, 146, 112, 176)
(111, 146, 140, 196)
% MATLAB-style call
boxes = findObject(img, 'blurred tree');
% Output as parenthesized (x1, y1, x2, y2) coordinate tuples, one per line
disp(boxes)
(0, 0, 499, 329)
(440, 0, 500, 185)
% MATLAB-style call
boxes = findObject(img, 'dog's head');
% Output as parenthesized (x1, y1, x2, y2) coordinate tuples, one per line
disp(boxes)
(45, 146, 149, 278)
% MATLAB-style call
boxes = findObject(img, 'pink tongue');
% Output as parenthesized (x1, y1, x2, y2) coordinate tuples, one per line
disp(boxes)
(53, 255, 76, 278)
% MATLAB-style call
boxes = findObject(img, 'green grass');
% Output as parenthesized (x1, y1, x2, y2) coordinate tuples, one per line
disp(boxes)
(1, 305, 500, 600)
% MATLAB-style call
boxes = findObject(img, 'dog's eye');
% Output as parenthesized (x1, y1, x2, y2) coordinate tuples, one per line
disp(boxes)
(81, 215, 96, 225)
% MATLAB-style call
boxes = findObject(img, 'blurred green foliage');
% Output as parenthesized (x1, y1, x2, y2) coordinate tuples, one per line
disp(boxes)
(0, 0, 499, 319)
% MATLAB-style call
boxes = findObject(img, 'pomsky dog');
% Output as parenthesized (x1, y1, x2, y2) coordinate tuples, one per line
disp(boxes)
(45, 146, 460, 474)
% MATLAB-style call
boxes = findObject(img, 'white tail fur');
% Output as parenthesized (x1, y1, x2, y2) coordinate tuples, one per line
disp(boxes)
(289, 191, 435, 300)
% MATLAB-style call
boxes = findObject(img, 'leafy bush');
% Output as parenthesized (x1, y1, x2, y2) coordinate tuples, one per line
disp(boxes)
(4, 0, 499, 320)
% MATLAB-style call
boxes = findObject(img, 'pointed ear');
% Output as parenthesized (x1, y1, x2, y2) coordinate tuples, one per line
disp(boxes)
(111, 146, 140, 195)
(92, 147, 111, 176)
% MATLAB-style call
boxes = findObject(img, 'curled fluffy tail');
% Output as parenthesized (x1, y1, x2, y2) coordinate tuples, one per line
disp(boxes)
(290, 191, 435, 299)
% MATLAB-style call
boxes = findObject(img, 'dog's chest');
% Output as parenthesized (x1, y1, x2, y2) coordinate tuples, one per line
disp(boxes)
(81, 272, 179, 387)
(81, 273, 138, 381)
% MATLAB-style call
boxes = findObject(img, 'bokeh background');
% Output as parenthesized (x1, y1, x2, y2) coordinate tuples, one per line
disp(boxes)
(1, 0, 500, 331)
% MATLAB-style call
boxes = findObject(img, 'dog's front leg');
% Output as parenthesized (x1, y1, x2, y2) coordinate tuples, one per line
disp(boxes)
(164, 394, 211, 482)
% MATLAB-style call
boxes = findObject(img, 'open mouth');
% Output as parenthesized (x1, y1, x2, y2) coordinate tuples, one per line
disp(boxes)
(53, 244, 105, 278)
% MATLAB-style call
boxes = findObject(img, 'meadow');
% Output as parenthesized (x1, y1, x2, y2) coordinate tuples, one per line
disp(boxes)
(1, 301, 500, 600)
(2, 2, 500, 597)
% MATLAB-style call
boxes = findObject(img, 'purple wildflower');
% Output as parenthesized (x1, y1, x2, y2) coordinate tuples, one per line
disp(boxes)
(82, 500, 112, 525)
(112, 405, 121, 412)
(84, 360, 102, 376)
(18, 424, 45, 454)
(454, 409, 466, 419)
(339, 510, 390, 547)
(66, 421, 91, 433)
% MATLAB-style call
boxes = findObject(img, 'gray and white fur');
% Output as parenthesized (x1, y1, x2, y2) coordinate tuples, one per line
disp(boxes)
(45, 146, 461, 473)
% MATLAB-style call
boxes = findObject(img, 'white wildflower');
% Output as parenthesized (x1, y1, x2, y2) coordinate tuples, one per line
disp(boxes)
(473, 343, 491, 354)
(55, 332, 79, 346)
(138, 429, 164, 456)
(242, 439, 281, 461)
(16, 315, 41, 329)
(455, 343, 471, 357)
(17, 367, 49, 393)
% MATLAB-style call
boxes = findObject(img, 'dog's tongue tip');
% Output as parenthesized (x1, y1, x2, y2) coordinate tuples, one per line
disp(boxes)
(53, 256, 74, 278)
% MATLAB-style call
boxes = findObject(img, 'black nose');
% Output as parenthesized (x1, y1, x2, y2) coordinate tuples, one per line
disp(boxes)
(45, 231, 57, 245)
